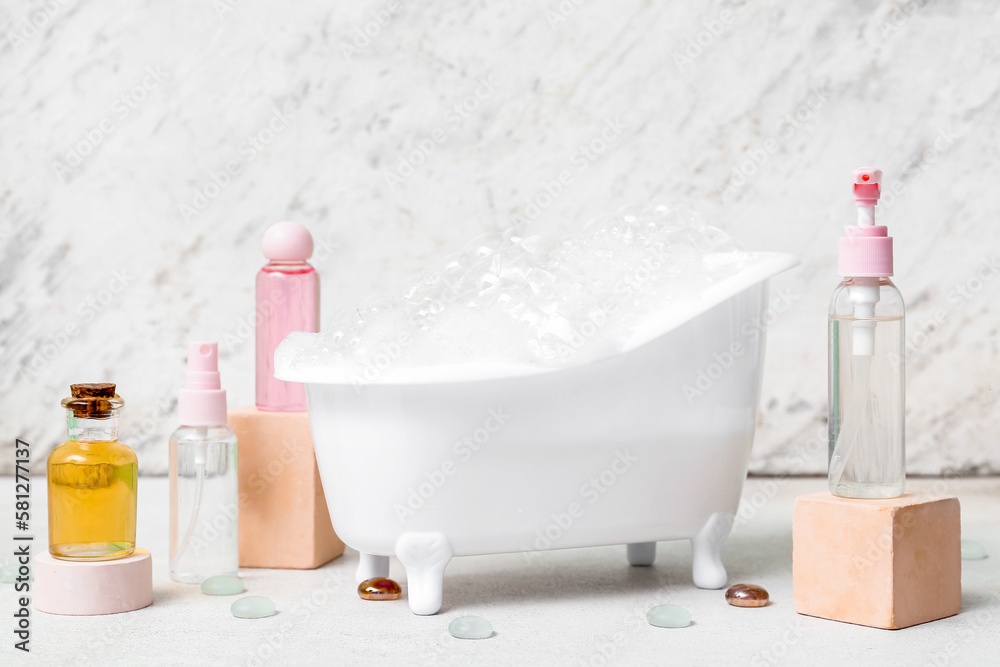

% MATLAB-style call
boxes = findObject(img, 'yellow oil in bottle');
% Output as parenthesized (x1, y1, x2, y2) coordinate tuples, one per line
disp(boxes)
(48, 383, 138, 561)
(48, 440, 137, 560)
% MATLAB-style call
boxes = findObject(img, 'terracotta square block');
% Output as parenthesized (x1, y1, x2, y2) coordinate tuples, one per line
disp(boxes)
(228, 406, 344, 569)
(793, 491, 961, 629)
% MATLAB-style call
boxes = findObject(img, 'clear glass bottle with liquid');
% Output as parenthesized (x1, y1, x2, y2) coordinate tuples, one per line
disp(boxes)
(48, 383, 137, 561)
(829, 277, 905, 498)
(169, 342, 239, 583)
(828, 168, 905, 499)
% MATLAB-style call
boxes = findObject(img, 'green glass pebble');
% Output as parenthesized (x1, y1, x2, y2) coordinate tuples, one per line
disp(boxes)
(449, 615, 493, 639)
(0, 565, 29, 583)
(231, 596, 276, 619)
(201, 575, 245, 596)
(646, 604, 691, 628)
(961, 539, 988, 560)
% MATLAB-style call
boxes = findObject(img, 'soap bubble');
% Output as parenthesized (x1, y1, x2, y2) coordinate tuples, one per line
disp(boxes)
(277, 204, 756, 379)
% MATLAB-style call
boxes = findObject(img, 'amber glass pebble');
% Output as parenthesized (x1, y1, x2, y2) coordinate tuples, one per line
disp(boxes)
(358, 577, 401, 601)
(726, 583, 769, 607)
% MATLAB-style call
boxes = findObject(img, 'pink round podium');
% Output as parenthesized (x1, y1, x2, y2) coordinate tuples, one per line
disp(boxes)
(35, 548, 153, 616)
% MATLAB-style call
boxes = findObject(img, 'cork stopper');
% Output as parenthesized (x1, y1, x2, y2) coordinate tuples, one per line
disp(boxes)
(62, 383, 124, 418)
(71, 383, 116, 399)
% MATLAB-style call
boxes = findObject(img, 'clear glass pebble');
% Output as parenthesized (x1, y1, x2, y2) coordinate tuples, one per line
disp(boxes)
(231, 596, 276, 619)
(358, 577, 401, 600)
(201, 575, 244, 596)
(961, 539, 988, 560)
(449, 615, 493, 639)
(726, 583, 769, 607)
(0, 564, 30, 583)
(646, 604, 691, 628)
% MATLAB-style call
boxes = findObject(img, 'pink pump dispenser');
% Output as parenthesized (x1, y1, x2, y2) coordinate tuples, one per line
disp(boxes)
(839, 168, 893, 279)
(178, 342, 228, 425)
(256, 221, 319, 411)
(828, 167, 906, 499)
(838, 167, 894, 356)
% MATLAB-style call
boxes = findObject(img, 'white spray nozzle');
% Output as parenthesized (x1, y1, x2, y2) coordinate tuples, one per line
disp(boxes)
(851, 167, 882, 188)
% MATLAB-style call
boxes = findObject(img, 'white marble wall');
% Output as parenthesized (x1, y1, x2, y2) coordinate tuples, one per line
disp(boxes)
(2, 0, 998, 475)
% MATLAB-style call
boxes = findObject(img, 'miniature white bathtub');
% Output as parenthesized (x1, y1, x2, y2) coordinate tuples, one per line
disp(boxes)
(278, 252, 798, 614)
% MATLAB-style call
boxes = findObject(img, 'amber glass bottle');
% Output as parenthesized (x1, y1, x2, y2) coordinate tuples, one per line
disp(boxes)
(48, 383, 138, 560)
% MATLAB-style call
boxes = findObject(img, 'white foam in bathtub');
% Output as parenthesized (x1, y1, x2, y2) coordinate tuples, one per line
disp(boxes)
(276, 204, 759, 383)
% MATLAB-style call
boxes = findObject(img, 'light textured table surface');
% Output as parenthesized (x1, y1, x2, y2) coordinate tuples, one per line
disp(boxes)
(1, 476, 997, 666)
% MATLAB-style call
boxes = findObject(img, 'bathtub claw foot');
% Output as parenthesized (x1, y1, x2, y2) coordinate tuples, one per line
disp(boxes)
(627, 542, 656, 567)
(691, 511, 734, 589)
(395, 532, 453, 615)
(356, 553, 390, 585)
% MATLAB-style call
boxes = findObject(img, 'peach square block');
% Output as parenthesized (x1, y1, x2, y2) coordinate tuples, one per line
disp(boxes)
(793, 491, 961, 630)
(229, 406, 345, 569)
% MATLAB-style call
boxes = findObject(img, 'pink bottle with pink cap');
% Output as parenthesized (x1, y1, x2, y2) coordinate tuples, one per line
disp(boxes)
(256, 221, 319, 411)
(229, 221, 344, 570)
(828, 167, 906, 499)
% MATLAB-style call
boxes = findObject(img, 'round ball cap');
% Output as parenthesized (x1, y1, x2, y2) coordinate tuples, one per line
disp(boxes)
(262, 221, 313, 260)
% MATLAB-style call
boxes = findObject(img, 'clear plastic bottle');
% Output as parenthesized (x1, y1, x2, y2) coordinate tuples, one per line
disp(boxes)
(829, 278, 905, 498)
(169, 425, 238, 582)
(828, 169, 905, 498)
(255, 221, 319, 412)
(169, 342, 239, 583)
(48, 383, 137, 561)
